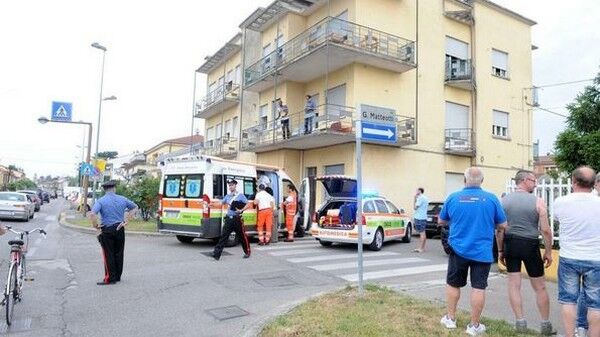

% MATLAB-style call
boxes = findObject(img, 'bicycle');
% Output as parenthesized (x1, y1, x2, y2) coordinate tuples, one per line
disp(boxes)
(1, 226, 46, 325)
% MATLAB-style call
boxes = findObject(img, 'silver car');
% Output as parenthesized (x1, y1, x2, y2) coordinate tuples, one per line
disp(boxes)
(0, 192, 34, 221)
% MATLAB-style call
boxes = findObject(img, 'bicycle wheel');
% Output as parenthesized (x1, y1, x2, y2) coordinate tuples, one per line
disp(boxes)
(5, 263, 17, 326)
(18, 254, 26, 296)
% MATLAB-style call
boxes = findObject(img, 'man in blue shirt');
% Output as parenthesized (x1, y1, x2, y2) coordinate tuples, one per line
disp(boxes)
(413, 187, 429, 253)
(438, 167, 507, 336)
(212, 178, 251, 260)
(89, 180, 138, 285)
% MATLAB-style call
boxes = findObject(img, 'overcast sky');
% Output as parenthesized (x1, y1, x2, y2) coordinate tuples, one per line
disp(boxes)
(0, 0, 598, 178)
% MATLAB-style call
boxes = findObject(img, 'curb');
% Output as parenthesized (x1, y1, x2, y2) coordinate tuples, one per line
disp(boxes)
(58, 212, 171, 238)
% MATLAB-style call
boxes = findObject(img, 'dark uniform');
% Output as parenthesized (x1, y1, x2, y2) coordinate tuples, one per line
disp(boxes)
(91, 181, 137, 284)
(212, 179, 251, 260)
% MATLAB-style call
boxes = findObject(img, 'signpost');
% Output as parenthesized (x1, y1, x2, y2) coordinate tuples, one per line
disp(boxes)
(51, 101, 73, 122)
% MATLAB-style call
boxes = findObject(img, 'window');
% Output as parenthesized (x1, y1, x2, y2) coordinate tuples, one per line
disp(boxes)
(445, 173, 464, 197)
(385, 201, 400, 214)
(213, 174, 225, 199)
(492, 49, 509, 78)
(275, 35, 284, 62)
(206, 127, 214, 147)
(363, 200, 376, 213)
(164, 175, 182, 198)
(215, 123, 222, 141)
(224, 175, 256, 199)
(259, 104, 268, 130)
(184, 175, 203, 198)
(263, 43, 273, 70)
(224, 119, 232, 141)
(226, 70, 234, 90)
(324, 164, 344, 175)
(492, 110, 509, 138)
(232, 117, 239, 138)
(374, 199, 388, 213)
(445, 37, 469, 79)
(305, 166, 317, 178)
(235, 65, 241, 85)
(445, 102, 469, 130)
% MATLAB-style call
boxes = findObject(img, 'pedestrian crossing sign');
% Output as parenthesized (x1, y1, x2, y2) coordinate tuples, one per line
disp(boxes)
(51, 101, 73, 122)
(80, 163, 94, 176)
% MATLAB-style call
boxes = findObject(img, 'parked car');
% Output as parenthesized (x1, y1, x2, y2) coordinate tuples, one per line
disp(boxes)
(41, 190, 51, 203)
(0, 192, 34, 221)
(424, 201, 444, 238)
(303, 176, 412, 251)
(17, 190, 42, 211)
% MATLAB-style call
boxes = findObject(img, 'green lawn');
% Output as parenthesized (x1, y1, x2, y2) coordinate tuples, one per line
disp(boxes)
(67, 218, 158, 232)
(261, 285, 538, 337)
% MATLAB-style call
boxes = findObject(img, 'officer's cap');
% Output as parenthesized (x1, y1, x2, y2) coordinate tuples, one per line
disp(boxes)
(102, 180, 117, 188)
(226, 178, 237, 185)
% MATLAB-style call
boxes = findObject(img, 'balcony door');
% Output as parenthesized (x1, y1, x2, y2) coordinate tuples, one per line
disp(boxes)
(445, 37, 469, 78)
(326, 84, 346, 120)
(445, 102, 469, 148)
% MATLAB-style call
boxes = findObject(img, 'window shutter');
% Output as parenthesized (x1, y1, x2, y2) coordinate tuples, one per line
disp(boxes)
(492, 49, 508, 70)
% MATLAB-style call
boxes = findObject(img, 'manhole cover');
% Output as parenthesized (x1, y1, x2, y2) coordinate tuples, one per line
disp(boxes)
(0, 317, 32, 333)
(200, 251, 231, 258)
(205, 305, 249, 321)
(254, 276, 297, 287)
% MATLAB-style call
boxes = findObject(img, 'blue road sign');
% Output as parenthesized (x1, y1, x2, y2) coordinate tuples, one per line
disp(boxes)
(360, 122, 397, 143)
(51, 101, 72, 121)
(80, 163, 94, 176)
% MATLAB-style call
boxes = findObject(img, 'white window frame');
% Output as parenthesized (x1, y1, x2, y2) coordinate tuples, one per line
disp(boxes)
(491, 49, 509, 79)
(206, 127, 215, 147)
(492, 109, 509, 138)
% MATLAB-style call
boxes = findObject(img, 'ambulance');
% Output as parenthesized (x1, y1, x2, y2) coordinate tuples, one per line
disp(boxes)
(157, 155, 301, 246)
(302, 176, 412, 251)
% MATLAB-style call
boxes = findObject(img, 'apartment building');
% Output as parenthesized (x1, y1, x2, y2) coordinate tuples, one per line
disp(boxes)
(195, 0, 536, 208)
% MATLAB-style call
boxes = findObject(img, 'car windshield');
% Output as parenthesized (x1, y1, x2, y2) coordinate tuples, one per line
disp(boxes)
(0, 193, 26, 201)
(427, 203, 443, 213)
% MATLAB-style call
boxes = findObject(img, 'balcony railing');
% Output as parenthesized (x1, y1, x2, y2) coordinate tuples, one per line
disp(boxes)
(445, 58, 473, 82)
(201, 137, 238, 158)
(444, 128, 475, 155)
(196, 82, 240, 116)
(244, 17, 416, 88)
(241, 104, 416, 151)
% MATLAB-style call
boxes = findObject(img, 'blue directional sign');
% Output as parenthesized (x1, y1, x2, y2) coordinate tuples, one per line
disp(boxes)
(80, 163, 94, 176)
(51, 101, 72, 122)
(360, 122, 397, 143)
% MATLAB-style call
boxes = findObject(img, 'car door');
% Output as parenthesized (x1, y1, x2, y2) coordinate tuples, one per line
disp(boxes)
(299, 177, 316, 231)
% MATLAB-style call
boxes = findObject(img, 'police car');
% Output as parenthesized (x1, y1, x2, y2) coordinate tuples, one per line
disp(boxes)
(301, 176, 412, 251)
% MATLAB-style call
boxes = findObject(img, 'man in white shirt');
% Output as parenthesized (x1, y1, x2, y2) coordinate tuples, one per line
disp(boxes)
(554, 166, 600, 337)
(254, 183, 275, 245)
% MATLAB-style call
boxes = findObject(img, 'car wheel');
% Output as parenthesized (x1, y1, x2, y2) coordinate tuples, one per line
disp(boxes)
(29, 212, 34, 220)
(368, 228, 384, 251)
(176, 235, 194, 244)
(319, 239, 333, 247)
(402, 224, 412, 243)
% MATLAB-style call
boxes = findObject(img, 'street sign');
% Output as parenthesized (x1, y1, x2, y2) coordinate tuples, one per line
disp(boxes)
(360, 104, 396, 125)
(80, 163, 94, 176)
(361, 122, 397, 143)
(51, 101, 73, 122)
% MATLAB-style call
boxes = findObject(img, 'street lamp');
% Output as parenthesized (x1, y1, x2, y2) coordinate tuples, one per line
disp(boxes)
(38, 117, 93, 216)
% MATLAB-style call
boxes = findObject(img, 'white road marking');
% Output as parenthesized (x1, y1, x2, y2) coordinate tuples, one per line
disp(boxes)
(269, 248, 329, 256)
(341, 264, 448, 282)
(307, 257, 428, 271)
(287, 251, 399, 264)
(45, 215, 55, 221)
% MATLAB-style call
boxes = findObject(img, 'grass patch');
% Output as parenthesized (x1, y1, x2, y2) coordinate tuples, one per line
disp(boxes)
(261, 285, 538, 337)
(67, 218, 157, 232)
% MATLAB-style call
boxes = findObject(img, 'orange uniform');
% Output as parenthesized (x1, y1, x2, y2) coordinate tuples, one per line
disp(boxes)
(283, 191, 297, 240)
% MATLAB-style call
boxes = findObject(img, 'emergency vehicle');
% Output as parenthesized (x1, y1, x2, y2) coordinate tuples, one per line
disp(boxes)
(157, 156, 300, 246)
(302, 176, 412, 251)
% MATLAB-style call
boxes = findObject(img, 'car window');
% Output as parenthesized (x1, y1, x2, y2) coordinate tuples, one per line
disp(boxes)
(374, 199, 389, 213)
(385, 200, 400, 214)
(164, 175, 183, 198)
(0, 193, 25, 201)
(184, 175, 203, 199)
(363, 200, 376, 213)
(427, 203, 443, 213)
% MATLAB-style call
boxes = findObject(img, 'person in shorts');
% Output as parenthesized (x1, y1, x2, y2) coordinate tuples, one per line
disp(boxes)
(554, 166, 600, 337)
(498, 170, 554, 335)
(412, 187, 429, 253)
(438, 167, 507, 336)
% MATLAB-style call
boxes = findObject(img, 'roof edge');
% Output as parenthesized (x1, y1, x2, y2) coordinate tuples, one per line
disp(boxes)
(476, 0, 537, 26)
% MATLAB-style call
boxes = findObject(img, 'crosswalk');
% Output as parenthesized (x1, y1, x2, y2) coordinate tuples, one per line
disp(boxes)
(255, 239, 452, 284)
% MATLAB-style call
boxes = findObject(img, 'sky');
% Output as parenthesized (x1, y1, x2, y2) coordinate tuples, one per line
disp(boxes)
(0, 0, 598, 178)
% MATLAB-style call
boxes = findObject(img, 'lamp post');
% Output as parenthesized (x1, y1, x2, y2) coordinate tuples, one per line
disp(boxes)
(38, 117, 93, 216)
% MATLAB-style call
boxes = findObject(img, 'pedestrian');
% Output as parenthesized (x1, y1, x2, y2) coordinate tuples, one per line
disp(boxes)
(439, 167, 507, 336)
(255, 183, 275, 245)
(88, 181, 138, 285)
(282, 184, 297, 242)
(212, 179, 251, 260)
(554, 166, 600, 337)
(304, 95, 316, 134)
(276, 99, 291, 140)
(497, 170, 554, 335)
(412, 187, 429, 253)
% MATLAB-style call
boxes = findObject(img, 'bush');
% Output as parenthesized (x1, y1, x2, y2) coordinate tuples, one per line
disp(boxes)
(117, 177, 160, 221)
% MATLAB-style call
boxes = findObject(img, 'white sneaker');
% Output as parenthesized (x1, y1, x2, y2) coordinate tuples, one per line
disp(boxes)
(466, 323, 486, 336)
(440, 315, 457, 329)
(576, 327, 587, 337)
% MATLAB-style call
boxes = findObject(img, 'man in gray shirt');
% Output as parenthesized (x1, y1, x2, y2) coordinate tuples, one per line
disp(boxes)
(497, 170, 554, 335)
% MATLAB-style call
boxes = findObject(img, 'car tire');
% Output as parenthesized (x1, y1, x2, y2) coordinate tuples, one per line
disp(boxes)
(401, 224, 412, 243)
(368, 228, 384, 251)
(176, 235, 194, 244)
(319, 239, 333, 247)
(29, 212, 34, 220)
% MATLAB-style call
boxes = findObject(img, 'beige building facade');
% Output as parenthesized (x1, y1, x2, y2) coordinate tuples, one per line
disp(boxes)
(195, 0, 536, 210)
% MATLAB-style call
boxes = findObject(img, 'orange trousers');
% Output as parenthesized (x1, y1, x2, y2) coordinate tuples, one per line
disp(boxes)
(257, 208, 273, 242)
(285, 215, 294, 239)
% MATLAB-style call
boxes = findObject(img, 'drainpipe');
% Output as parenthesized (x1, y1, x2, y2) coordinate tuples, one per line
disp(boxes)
(470, 5, 477, 167)
(414, 0, 419, 144)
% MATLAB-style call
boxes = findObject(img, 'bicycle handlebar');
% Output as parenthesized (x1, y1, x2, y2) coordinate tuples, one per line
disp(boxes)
(5, 226, 47, 237)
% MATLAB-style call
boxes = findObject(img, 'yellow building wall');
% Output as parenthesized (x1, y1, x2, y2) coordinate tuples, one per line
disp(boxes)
(306, 0, 356, 27)
(355, 0, 414, 41)
(206, 51, 242, 86)
(146, 144, 186, 165)
(205, 106, 240, 131)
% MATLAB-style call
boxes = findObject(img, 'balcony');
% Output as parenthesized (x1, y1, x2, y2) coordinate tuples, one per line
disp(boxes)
(241, 104, 416, 152)
(195, 83, 240, 119)
(444, 0, 474, 25)
(444, 128, 475, 156)
(201, 138, 238, 159)
(445, 59, 475, 91)
(244, 17, 416, 92)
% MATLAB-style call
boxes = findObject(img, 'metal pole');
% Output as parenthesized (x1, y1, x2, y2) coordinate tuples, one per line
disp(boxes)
(81, 123, 93, 216)
(93, 49, 106, 203)
(355, 117, 364, 296)
(190, 71, 198, 155)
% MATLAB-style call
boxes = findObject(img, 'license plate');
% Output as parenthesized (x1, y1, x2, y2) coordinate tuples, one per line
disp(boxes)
(319, 229, 349, 237)
(164, 211, 180, 218)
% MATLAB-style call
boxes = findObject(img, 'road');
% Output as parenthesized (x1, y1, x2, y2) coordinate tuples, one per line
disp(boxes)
(0, 200, 563, 336)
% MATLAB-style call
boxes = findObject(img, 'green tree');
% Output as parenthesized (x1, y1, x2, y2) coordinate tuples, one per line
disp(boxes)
(554, 71, 600, 173)
(7, 178, 37, 191)
(96, 151, 119, 160)
(118, 177, 160, 221)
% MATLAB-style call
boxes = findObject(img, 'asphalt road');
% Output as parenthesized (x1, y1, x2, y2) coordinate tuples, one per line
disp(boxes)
(0, 200, 564, 336)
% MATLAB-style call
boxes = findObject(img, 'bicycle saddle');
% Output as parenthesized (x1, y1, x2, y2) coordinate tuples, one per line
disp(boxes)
(8, 240, 24, 246)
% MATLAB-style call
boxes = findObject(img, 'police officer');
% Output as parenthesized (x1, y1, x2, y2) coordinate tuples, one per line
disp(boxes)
(212, 179, 251, 260)
(89, 180, 138, 285)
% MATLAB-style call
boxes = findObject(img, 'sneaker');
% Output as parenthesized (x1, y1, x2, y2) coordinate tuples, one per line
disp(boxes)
(516, 319, 527, 332)
(440, 315, 457, 329)
(576, 327, 587, 337)
(466, 323, 486, 336)
(540, 321, 555, 336)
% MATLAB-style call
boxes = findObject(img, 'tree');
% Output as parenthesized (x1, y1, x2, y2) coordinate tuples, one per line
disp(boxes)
(7, 178, 37, 191)
(117, 177, 160, 221)
(554, 71, 600, 173)
(96, 151, 119, 160)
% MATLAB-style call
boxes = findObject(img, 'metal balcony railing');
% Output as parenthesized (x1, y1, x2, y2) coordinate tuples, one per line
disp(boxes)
(445, 58, 474, 82)
(240, 104, 416, 150)
(444, 128, 475, 154)
(196, 82, 240, 114)
(244, 17, 416, 87)
(201, 138, 238, 158)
